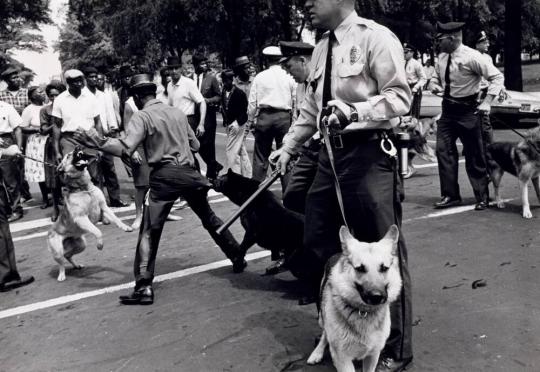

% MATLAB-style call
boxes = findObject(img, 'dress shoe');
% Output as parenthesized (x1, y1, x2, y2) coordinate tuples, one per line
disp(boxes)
(264, 258, 287, 275)
(433, 196, 462, 209)
(109, 199, 129, 208)
(7, 211, 23, 223)
(232, 256, 247, 273)
(376, 356, 412, 372)
(474, 201, 489, 211)
(51, 208, 60, 222)
(0, 276, 35, 292)
(119, 286, 154, 305)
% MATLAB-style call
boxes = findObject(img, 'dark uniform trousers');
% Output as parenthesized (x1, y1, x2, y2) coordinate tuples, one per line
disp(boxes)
(408, 84, 423, 119)
(436, 100, 489, 202)
(252, 109, 291, 181)
(191, 107, 221, 178)
(303, 135, 413, 361)
(0, 134, 23, 215)
(133, 162, 241, 287)
(0, 177, 22, 285)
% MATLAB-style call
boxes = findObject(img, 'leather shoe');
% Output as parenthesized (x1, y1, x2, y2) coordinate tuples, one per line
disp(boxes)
(264, 258, 287, 275)
(119, 286, 154, 305)
(376, 356, 413, 372)
(433, 196, 462, 209)
(474, 201, 489, 211)
(7, 211, 23, 223)
(232, 256, 247, 273)
(0, 276, 35, 292)
(109, 199, 129, 208)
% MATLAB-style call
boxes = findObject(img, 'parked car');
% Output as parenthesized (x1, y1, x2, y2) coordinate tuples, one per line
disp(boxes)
(420, 90, 540, 128)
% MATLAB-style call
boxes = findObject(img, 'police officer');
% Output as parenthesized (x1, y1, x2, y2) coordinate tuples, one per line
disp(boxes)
(430, 22, 504, 211)
(403, 43, 426, 119)
(271, 0, 413, 370)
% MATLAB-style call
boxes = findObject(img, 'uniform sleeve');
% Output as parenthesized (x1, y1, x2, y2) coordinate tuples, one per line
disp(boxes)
(430, 58, 443, 89)
(8, 104, 23, 129)
(247, 77, 258, 122)
(351, 31, 411, 121)
(119, 111, 147, 153)
(470, 53, 505, 96)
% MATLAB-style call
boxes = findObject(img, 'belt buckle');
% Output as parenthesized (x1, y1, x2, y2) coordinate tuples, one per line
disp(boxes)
(332, 135, 344, 149)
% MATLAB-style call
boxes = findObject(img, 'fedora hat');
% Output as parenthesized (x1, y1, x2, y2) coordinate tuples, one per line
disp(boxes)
(129, 73, 156, 90)
(234, 56, 250, 67)
(166, 56, 182, 68)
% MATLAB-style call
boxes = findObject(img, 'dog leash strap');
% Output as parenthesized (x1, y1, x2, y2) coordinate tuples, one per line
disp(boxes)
(20, 154, 56, 167)
(488, 115, 540, 155)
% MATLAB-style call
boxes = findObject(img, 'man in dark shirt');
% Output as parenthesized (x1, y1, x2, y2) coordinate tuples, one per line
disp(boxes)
(75, 74, 246, 305)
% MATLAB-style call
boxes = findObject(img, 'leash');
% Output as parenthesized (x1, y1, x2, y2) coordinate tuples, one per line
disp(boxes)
(19, 154, 57, 167)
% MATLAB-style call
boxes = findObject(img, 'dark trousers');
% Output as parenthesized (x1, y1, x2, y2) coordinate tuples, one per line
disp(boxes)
(409, 88, 422, 119)
(436, 102, 489, 202)
(283, 140, 320, 214)
(100, 153, 122, 204)
(133, 163, 241, 286)
(303, 138, 413, 361)
(0, 134, 23, 215)
(189, 111, 221, 179)
(252, 109, 291, 181)
(0, 186, 21, 284)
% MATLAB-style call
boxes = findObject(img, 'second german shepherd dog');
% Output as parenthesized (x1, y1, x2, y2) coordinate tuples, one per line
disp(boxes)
(47, 148, 133, 281)
(307, 225, 402, 372)
(487, 127, 540, 219)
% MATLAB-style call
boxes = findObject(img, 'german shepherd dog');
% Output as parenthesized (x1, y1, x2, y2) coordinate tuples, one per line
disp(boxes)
(47, 148, 133, 281)
(307, 225, 402, 372)
(212, 170, 305, 277)
(487, 127, 540, 218)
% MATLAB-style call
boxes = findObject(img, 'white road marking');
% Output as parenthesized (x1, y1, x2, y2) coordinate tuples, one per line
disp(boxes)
(0, 250, 270, 320)
(404, 199, 514, 223)
(414, 159, 465, 169)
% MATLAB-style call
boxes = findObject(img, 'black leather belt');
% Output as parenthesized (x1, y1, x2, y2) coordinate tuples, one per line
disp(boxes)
(259, 107, 290, 113)
(327, 130, 390, 149)
(0, 133, 13, 138)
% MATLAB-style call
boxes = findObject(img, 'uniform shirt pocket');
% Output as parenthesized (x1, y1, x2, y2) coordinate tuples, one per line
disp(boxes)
(337, 60, 365, 77)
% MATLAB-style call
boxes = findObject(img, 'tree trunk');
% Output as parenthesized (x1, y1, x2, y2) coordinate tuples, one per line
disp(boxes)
(504, 0, 523, 91)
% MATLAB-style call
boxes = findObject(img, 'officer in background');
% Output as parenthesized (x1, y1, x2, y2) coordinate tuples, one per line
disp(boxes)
(248, 46, 296, 182)
(403, 43, 426, 119)
(278, 40, 319, 214)
(430, 22, 504, 211)
(271, 0, 413, 370)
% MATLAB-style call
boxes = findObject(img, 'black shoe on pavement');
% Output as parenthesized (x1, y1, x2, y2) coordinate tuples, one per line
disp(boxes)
(0, 276, 35, 292)
(264, 258, 287, 275)
(110, 199, 129, 208)
(119, 286, 154, 305)
(474, 201, 489, 211)
(433, 196, 462, 209)
(7, 211, 23, 223)
(232, 256, 247, 273)
(376, 356, 413, 372)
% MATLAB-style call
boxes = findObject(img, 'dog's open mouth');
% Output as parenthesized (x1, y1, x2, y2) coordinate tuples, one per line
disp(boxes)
(356, 283, 388, 306)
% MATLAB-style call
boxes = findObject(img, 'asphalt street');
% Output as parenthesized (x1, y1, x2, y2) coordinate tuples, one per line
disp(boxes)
(1, 125, 539, 372)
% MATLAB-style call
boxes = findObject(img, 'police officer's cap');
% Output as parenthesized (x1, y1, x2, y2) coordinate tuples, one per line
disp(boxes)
(262, 46, 282, 58)
(278, 41, 315, 63)
(129, 73, 156, 91)
(403, 43, 416, 53)
(0, 66, 20, 80)
(436, 21, 466, 38)
(476, 31, 488, 44)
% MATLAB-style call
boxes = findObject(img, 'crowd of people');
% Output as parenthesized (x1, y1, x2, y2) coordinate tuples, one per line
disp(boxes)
(1, 0, 508, 370)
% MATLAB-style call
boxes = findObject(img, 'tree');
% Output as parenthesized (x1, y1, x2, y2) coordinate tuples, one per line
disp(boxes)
(504, 0, 523, 90)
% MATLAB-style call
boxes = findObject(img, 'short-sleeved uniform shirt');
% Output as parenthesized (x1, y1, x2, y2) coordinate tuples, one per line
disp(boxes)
(52, 87, 100, 132)
(0, 101, 22, 134)
(167, 76, 204, 116)
(120, 99, 199, 166)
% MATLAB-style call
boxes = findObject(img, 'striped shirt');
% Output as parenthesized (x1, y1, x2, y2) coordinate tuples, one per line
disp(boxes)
(0, 88, 29, 115)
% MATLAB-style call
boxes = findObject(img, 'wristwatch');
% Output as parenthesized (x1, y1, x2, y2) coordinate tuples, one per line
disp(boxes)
(349, 105, 359, 123)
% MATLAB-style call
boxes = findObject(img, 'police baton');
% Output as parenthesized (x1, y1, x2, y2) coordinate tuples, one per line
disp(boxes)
(216, 168, 282, 235)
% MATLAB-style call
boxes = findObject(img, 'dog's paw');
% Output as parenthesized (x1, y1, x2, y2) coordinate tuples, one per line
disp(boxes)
(307, 351, 324, 365)
(522, 209, 533, 219)
(97, 241, 104, 250)
(74, 264, 85, 270)
(121, 224, 133, 232)
(57, 272, 66, 282)
(496, 201, 505, 209)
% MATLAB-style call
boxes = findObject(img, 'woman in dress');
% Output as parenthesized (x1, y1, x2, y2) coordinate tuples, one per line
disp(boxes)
(39, 81, 66, 221)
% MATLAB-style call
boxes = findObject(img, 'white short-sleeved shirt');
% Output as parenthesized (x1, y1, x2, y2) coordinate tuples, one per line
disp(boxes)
(0, 101, 23, 133)
(52, 87, 100, 132)
(167, 76, 204, 116)
(20, 103, 43, 128)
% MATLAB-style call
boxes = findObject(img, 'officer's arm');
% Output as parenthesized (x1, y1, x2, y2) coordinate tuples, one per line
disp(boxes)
(281, 84, 318, 156)
(472, 55, 505, 102)
(429, 61, 443, 93)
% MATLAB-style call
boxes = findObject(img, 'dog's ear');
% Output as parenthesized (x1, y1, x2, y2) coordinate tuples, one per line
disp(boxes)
(339, 225, 354, 255)
(382, 224, 400, 255)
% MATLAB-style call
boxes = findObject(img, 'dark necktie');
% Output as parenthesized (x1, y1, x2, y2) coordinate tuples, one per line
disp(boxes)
(444, 53, 452, 98)
(322, 31, 336, 107)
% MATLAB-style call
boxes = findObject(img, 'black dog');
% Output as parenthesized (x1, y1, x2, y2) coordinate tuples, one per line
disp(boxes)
(213, 170, 305, 277)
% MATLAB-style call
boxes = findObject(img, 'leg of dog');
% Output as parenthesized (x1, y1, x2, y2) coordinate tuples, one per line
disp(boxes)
(307, 330, 328, 365)
(48, 233, 68, 282)
(519, 178, 533, 218)
(73, 216, 105, 250)
(329, 345, 355, 372)
(64, 236, 87, 270)
(363, 351, 382, 372)
(491, 168, 505, 208)
(101, 206, 133, 232)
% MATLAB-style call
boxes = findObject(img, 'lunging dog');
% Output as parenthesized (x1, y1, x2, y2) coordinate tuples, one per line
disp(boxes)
(307, 225, 402, 372)
(47, 148, 133, 281)
(487, 127, 540, 218)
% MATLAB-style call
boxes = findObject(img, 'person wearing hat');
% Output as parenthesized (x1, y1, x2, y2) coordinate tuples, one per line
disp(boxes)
(248, 45, 296, 182)
(233, 56, 253, 97)
(192, 53, 223, 179)
(403, 43, 426, 119)
(74, 73, 247, 305)
(430, 21, 504, 211)
(51, 69, 104, 186)
(220, 69, 252, 177)
(271, 0, 413, 370)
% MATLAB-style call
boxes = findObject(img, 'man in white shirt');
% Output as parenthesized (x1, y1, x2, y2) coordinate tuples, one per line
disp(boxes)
(52, 69, 103, 184)
(248, 46, 296, 181)
(0, 100, 24, 221)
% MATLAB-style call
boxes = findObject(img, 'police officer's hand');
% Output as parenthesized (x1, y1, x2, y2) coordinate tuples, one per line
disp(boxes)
(196, 124, 205, 137)
(477, 101, 492, 115)
(131, 150, 143, 165)
(1, 145, 21, 157)
(412, 86, 419, 94)
(431, 85, 443, 95)
(269, 148, 291, 176)
(327, 100, 352, 127)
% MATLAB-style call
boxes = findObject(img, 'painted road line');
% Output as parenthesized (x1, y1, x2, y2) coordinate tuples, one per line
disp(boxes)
(0, 250, 271, 320)
(414, 159, 465, 169)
